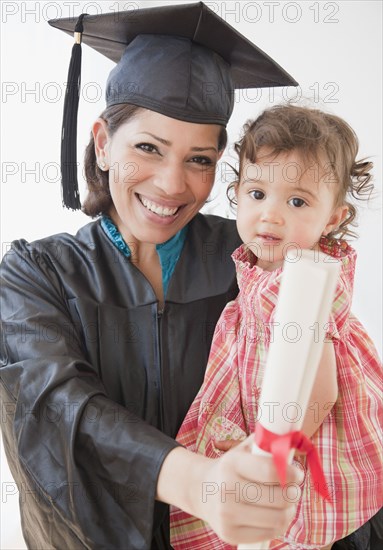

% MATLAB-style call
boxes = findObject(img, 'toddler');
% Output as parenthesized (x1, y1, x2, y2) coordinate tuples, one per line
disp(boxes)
(170, 105, 382, 549)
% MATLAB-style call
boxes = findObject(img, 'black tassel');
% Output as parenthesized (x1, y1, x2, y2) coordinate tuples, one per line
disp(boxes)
(60, 13, 87, 210)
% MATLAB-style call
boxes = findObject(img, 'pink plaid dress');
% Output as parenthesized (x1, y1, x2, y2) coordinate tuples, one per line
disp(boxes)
(170, 240, 383, 549)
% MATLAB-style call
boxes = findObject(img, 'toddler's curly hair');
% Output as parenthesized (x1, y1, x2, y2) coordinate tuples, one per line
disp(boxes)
(229, 104, 374, 239)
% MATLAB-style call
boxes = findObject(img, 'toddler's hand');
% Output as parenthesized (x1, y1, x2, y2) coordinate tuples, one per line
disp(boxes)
(214, 438, 242, 452)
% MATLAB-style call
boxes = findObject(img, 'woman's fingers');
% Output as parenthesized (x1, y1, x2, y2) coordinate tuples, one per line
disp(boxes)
(214, 504, 297, 546)
(205, 498, 297, 545)
(221, 435, 304, 489)
(201, 463, 301, 512)
(216, 497, 297, 530)
(196, 434, 303, 544)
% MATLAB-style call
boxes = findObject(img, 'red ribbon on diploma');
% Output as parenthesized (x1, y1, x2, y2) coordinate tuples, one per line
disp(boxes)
(255, 424, 332, 503)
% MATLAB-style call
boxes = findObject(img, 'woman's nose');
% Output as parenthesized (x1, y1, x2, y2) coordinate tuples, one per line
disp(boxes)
(154, 162, 187, 196)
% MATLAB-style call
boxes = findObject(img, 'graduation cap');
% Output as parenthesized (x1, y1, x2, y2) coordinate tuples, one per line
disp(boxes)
(49, 2, 298, 210)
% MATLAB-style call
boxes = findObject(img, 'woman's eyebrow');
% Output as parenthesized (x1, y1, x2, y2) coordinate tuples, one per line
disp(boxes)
(139, 132, 217, 152)
(191, 146, 218, 153)
(140, 132, 171, 145)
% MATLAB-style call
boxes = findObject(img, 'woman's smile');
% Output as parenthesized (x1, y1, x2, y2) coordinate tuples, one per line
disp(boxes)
(136, 193, 183, 223)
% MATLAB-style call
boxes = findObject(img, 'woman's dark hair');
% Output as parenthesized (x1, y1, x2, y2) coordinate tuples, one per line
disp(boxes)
(83, 104, 228, 217)
(227, 104, 374, 239)
(83, 104, 142, 217)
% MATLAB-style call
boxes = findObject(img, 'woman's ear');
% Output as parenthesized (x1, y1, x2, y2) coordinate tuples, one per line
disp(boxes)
(323, 204, 349, 235)
(92, 118, 110, 169)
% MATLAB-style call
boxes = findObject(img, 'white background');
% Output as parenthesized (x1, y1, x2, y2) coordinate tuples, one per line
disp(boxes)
(1, 1, 382, 547)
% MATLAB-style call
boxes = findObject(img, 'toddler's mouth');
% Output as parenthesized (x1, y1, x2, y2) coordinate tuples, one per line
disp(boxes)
(257, 233, 282, 242)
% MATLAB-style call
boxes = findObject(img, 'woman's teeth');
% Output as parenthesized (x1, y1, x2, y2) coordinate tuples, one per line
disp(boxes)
(139, 196, 179, 217)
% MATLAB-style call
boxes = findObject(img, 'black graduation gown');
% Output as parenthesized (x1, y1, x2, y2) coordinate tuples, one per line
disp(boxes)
(0, 213, 241, 550)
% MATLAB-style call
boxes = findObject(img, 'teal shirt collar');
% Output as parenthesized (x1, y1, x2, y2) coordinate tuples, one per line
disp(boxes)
(100, 215, 187, 296)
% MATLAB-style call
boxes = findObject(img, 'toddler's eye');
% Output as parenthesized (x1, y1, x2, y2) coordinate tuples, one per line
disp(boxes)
(289, 197, 307, 207)
(250, 190, 265, 200)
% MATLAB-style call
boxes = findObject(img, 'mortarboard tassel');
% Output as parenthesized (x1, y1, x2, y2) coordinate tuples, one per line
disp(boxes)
(60, 13, 87, 210)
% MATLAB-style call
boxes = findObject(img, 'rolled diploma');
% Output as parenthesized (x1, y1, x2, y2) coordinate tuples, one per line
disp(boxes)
(238, 249, 340, 550)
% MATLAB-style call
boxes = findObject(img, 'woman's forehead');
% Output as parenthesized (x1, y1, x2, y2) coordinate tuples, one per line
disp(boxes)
(113, 109, 222, 147)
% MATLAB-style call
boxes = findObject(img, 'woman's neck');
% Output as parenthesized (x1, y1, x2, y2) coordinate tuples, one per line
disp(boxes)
(108, 209, 164, 306)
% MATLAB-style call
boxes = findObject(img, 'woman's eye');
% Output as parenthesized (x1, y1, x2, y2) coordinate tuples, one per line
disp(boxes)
(250, 190, 265, 200)
(289, 197, 307, 207)
(190, 156, 214, 165)
(136, 143, 158, 154)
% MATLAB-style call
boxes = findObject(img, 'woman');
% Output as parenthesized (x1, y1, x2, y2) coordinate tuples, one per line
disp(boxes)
(0, 3, 302, 549)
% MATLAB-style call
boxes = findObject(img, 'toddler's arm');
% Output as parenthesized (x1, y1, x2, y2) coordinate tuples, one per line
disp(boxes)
(301, 340, 338, 438)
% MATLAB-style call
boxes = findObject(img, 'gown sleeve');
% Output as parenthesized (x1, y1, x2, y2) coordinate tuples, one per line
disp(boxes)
(0, 240, 179, 549)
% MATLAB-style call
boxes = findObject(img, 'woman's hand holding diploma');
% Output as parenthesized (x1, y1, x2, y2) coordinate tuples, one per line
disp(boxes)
(157, 435, 304, 546)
